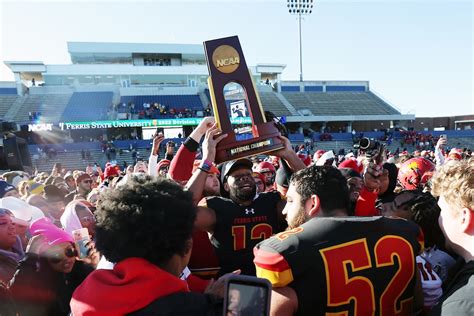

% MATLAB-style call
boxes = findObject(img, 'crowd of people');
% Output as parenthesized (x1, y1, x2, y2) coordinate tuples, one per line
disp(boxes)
(0, 116, 472, 315)
(116, 102, 201, 120)
(400, 130, 437, 150)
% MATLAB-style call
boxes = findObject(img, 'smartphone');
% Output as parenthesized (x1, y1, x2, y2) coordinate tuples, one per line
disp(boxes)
(440, 134, 447, 140)
(155, 127, 164, 136)
(72, 228, 90, 259)
(224, 275, 271, 316)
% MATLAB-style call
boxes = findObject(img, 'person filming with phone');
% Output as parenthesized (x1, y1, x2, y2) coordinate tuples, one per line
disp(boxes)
(8, 218, 96, 316)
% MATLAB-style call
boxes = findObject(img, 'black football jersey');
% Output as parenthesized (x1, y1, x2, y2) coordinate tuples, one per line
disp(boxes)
(254, 216, 423, 316)
(205, 191, 282, 275)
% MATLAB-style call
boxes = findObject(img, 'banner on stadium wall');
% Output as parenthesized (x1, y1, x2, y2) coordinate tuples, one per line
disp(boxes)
(56, 117, 252, 130)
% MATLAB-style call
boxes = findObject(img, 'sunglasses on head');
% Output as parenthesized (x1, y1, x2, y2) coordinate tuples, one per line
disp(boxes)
(49, 246, 78, 264)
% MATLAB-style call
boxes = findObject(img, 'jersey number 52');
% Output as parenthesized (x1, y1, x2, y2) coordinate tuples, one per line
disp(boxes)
(320, 236, 415, 316)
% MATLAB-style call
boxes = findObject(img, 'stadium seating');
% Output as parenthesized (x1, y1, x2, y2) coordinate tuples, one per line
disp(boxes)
(304, 86, 323, 92)
(0, 95, 19, 118)
(258, 92, 292, 116)
(61, 92, 112, 121)
(281, 86, 300, 92)
(31, 148, 149, 172)
(29, 138, 184, 172)
(282, 91, 400, 116)
(0, 88, 17, 95)
(120, 95, 204, 112)
(313, 140, 355, 152)
(326, 86, 366, 92)
(11, 94, 72, 123)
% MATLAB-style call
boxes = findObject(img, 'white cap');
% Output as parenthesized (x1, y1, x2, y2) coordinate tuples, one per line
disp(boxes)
(0, 197, 45, 226)
(315, 151, 336, 167)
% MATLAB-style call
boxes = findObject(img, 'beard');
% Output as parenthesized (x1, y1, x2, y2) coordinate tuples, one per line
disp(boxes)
(265, 175, 275, 187)
(230, 185, 257, 202)
(287, 206, 309, 230)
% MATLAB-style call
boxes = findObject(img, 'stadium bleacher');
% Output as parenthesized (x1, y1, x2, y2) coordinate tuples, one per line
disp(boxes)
(0, 95, 19, 118)
(120, 95, 204, 112)
(258, 92, 292, 116)
(11, 94, 72, 123)
(282, 91, 400, 116)
(29, 139, 185, 172)
(304, 86, 323, 92)
(281, 86, 300, 92)
(0, 88, 17, 95)
(61, 92, 112, 121)
(326, 85, 366, 92)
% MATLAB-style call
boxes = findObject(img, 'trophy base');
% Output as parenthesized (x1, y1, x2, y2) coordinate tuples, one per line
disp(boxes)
(215, 122, 284, 164)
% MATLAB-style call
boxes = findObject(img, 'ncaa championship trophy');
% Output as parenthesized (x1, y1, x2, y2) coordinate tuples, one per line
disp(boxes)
(204, 36, 284, 164)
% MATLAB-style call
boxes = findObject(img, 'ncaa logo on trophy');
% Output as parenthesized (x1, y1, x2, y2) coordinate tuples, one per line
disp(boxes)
(204, 36, 284, 164)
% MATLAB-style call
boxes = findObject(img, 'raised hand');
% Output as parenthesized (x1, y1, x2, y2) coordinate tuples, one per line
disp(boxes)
(202, 123, 227, 163)
(152, 133, 165, 156)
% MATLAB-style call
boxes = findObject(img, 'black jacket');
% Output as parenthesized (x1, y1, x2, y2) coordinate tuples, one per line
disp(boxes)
(128, 292, 222, 316)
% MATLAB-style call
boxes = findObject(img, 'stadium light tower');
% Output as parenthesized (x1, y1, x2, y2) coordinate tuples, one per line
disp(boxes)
(287, 0, 314, 82)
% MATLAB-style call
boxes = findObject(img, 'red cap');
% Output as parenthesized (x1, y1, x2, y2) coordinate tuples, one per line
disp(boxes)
(157, 159, 171, 171)
(338, 158, 363, 174)
(448, 148, 462, 160)
(104, 165, 120, 178)
(254, 161, 276, 174)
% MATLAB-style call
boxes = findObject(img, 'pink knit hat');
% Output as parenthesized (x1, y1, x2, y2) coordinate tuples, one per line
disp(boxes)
(29, 217, 74, 254)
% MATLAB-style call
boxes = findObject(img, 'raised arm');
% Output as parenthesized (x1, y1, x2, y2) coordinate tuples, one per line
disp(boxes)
(272, 136, 306, 173)
(168, 117, 215, 182)
(185, 124, 227, 205)
(148, 133, 165, 177)
(194, 205, 217, 232)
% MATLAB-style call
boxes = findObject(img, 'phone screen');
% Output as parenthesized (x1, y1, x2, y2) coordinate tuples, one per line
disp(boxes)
(72, 228, 90, 259)
(226, 282, 269, 316)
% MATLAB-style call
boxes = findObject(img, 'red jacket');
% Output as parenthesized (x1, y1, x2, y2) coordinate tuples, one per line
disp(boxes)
(168, 138, 198, 182)
(70, 258, 189, 316)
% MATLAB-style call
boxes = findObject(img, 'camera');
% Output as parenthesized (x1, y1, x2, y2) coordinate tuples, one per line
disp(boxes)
(265, 111, 288, 138)
(354, 137, 385, 163)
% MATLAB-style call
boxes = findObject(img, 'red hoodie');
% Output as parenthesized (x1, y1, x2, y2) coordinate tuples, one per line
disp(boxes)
(70, 257, 189, 316)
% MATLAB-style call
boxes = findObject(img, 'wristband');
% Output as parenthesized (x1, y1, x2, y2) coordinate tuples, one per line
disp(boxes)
(197, 167, 209, 174)
(200, 159, 213, 173)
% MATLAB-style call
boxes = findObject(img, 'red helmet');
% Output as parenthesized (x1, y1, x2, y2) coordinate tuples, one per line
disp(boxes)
(255, 161, 276, 174)
(398, 157, 435, 190)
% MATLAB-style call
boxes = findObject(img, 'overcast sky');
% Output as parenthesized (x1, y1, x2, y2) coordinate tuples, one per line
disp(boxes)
(1, 0, 472, 117)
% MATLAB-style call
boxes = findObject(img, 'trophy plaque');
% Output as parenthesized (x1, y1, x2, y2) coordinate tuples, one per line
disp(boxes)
(204, 36, 284, 164)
